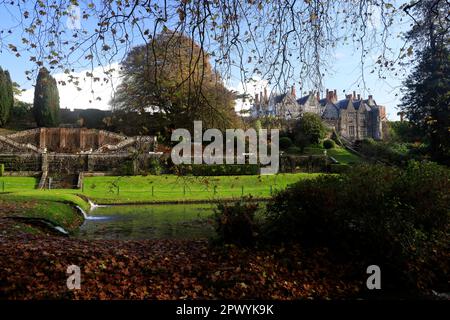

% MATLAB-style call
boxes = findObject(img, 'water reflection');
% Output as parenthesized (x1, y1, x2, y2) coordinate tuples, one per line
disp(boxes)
(75, 203, 215, 240)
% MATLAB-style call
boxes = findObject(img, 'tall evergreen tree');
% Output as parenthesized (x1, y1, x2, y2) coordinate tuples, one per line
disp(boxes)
(0, 67, 14, 127)
(33, 67, 60, 127)
(400, 0, 449, 164)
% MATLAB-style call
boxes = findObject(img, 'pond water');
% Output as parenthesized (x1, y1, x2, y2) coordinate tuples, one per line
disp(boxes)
(75, 204, 216, 240)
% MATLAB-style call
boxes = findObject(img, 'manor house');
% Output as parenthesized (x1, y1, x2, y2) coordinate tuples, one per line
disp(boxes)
(250, 87, 387, 140)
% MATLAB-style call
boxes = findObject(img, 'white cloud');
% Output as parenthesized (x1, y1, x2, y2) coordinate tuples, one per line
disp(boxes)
(227, 77, 269, 113)
(20, 63, 121, 111)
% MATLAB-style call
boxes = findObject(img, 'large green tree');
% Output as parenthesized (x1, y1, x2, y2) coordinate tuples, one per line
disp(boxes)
(33, 67, 60, 127)
(400, 0, 449, 164)
(293, 112, 327, 150)
(0, 67, 14, 127)
(112, 30, 240, 134)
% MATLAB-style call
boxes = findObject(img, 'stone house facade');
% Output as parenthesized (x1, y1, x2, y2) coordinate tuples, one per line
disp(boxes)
(250, 87, 386, 141)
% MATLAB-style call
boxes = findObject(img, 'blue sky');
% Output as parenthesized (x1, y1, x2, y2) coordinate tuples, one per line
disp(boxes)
(0, 1, 411, 120)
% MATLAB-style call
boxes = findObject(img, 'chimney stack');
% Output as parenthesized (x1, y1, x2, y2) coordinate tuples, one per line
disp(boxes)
(255, 93, 259, 104)
(316, 91, 320, 101)
(264, 87, 268, 103)
(357, 93, 361, 100)
(334, 89, 337, 101)
(291, 85, 296, 97)
(353, 91, 356, 100)
(326, 89, 334, 102)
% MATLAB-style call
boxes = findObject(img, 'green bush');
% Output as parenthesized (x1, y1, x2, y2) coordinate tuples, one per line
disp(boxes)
(0, 163, 4, 176)
(118, 160, 134, 176)
(279, 136, 293, 150)
(293, 112, 327, 147)
(148, 157, 162, 175)
(265, 161, 450, 291)
(359, 139, 408, 164)
(175, 164, 260, 176)
(329, 163, 349, 173)
(285, 146, 302, 155)
(214, 199, 259, 246)
(323, 139, 335, 149)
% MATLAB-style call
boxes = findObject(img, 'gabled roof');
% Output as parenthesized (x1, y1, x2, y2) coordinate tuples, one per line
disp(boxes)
(336, 98, 351, 110)
(352, 100, 362, 110)
(272, 93, 287, 104)
(296, 94, 310, 105)
(319, 98, 328, 106)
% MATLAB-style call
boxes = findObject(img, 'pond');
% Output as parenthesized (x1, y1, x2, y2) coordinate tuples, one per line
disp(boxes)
(75, 203, 217, 240)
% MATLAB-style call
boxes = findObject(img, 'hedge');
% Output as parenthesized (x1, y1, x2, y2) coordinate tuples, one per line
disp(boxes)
(175, 164, 260, 176)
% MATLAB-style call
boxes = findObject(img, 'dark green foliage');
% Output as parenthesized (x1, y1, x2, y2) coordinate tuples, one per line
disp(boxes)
(214, 200, 259, 246)
(322, 139, 335, 149)
(279, 136, 293, 150)
(285, 146, 302, 155)
(265, 161, 450, 290)
(400, 1, 449, 164)
(388, 121, 423, 143)
(293, 113, 327, 150)
(33, 68, 60, 127)
(176, 164, 260, 176)
(148, 157, 162, 175)
(279, 155, 327, 173)
(359, 138, 411, 164)
(328, 163, 349, 173)
(118, 160, 134, 176)
(0, 67, 14, 127)
(11, 100, 32, 118)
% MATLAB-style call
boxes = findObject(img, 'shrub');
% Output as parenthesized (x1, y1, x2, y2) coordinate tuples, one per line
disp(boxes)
(148, 157, 162, 175)
(329, 163, 349, 173)
(293, 112, 327, 147)
(264, 161, 450, 291)
(279, 136, 293, 150)
(214, 199, 259, 246)
(175, 164, 260, 176)
(359, 139, 408, 164)
(286, 146, 302, 155)
(0, 163, 4, 176)
(323, 139, 335, 149)
(118, 160, 134, 176)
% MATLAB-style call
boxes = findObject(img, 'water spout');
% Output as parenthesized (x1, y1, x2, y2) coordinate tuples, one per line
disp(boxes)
(77, 205, 109, 221)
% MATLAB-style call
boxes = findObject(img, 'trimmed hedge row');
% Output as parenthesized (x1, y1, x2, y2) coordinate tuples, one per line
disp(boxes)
(175, 164, 260, 176)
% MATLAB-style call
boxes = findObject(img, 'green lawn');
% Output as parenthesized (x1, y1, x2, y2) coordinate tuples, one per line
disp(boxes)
(0, 176, 38, 192)
(81, 173, 320, 204)
(303, 146, 363, 164)
(0, 173, 321, 205)
(0, 191, 90, 212)
(0, 192, 87, 231)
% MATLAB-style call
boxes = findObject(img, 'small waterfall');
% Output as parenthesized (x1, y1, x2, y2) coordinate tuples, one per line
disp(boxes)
(76, 205, 89, 219)
(77, 204, 109, 221)
(87, 199, 106, 210)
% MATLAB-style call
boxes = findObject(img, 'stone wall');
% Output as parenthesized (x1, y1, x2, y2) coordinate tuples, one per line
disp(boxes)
(6, 129, 40, 146)
(0, 153, 42, 171)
